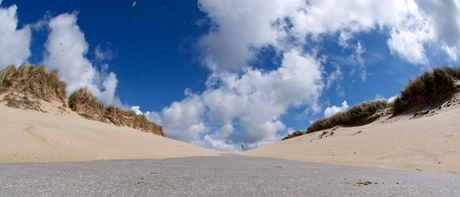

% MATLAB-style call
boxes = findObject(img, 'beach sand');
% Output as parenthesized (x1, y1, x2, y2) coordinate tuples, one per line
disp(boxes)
(2, 97, 459, 174)
(0, 104, 219, 162)
(242, 101, 460, 174)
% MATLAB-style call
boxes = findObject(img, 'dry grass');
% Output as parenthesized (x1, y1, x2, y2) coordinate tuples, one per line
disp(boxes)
(105, 106, 164, 136)
(282, 66, 460, 141)
(0, 64, 67, 109)
(281, 130, 306, 141)
(1, 64, 164, 137)
(70, 89, 164, 136)
(307, 100, 389, 134)
(3, 93, 42, 111)
(68, 87, 106, 122)
(281, 100, 388, 140)
(392, 66, 460, 115)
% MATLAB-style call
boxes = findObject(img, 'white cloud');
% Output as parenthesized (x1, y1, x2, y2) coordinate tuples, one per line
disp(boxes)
(43, 13, 120, 106)
(156, 0, 460, 150)
(130, 106, 142, 115)
(0, 3, 31, 68)
(387, 95, 398, 103)
(324, 100, 349, 118)
(375, 94, 398, 103)
(145, 111, 162, 125)
(346, 41, 367, 80)
(160, 90, 208, 142)
(290, 0, 452, 65)
(417, 0, 460, 46)
(387, 27, 432, 65)
(442, 45, 458, 61)
(196, 0, 304, 72)
(326, 65, 343, 89)
(94, 45, 113, 61)
(157, 49, 323, 150)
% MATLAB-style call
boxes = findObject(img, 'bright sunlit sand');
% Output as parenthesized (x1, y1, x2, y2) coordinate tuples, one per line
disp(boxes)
(242, 98, 460, 174)
(0, 104, 219, 162)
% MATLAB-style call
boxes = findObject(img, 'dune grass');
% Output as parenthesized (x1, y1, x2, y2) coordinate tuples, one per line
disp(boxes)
(68, 87, 106, 122)
(1, 64, 164, 136)
(392, 66, 460, 115)
(306, 100, 388, 134)
(282, 100, 389, 140)
(282, 66, 460, 141)
(0, 64, 67, 108)
(105, 105, 163, 135)
(281, 130, 306, 141)
(70, 88, 164, 136)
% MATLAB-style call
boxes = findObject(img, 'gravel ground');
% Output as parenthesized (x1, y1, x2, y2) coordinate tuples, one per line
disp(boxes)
(1, 154, 459, 196)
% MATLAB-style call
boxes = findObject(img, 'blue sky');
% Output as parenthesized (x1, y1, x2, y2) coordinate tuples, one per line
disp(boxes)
(1, 0, 459, 151)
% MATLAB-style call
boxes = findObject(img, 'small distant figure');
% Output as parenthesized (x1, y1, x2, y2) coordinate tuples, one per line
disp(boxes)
(132, 1, 136, 7)
(241, 144, 244, 152)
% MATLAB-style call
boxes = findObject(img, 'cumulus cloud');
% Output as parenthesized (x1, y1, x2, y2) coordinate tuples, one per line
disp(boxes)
(417, 0, 460, 46)
(157, 49, 323, 150)
(0, 3, 31, 68)
(324, 101, 349, 118)
(196, 0, 304, 72)
(43, 13, 120, 106)
(154, 0, 460, 150)
(160, 90, 208, 143)
(293, 0, 456, 65)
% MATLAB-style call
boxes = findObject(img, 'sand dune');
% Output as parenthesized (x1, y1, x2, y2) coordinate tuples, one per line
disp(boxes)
(2, 94, 459, 174)
(0, 104, 219, 162)
(242, 101, 460, 174)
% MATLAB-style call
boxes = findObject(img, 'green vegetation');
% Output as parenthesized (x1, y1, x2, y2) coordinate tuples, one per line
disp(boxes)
(392, 66, 460, 115)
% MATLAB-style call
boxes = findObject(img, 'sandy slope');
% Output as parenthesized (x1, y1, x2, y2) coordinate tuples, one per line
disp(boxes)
(0, 104, 219, 162)
(242, 102, 460, 174)
(2, 96, 459, 174)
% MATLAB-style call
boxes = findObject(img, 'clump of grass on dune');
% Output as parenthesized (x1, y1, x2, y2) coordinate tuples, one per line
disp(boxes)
(71, 90, 165, 136)
(307, 100, 388, 134)
(282, 66, 460, 141)
(105, 105, 164, 136)
(281, 130, 306, 141)
(132, 114, 164, 136)
(105, 105, 137, 126)
(392, 66, 460, 115)
(282, 100, 389, 140)
(1, 64, 164, 137)
(68, 87, 106, 122)
(0, 64, 67, 108)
